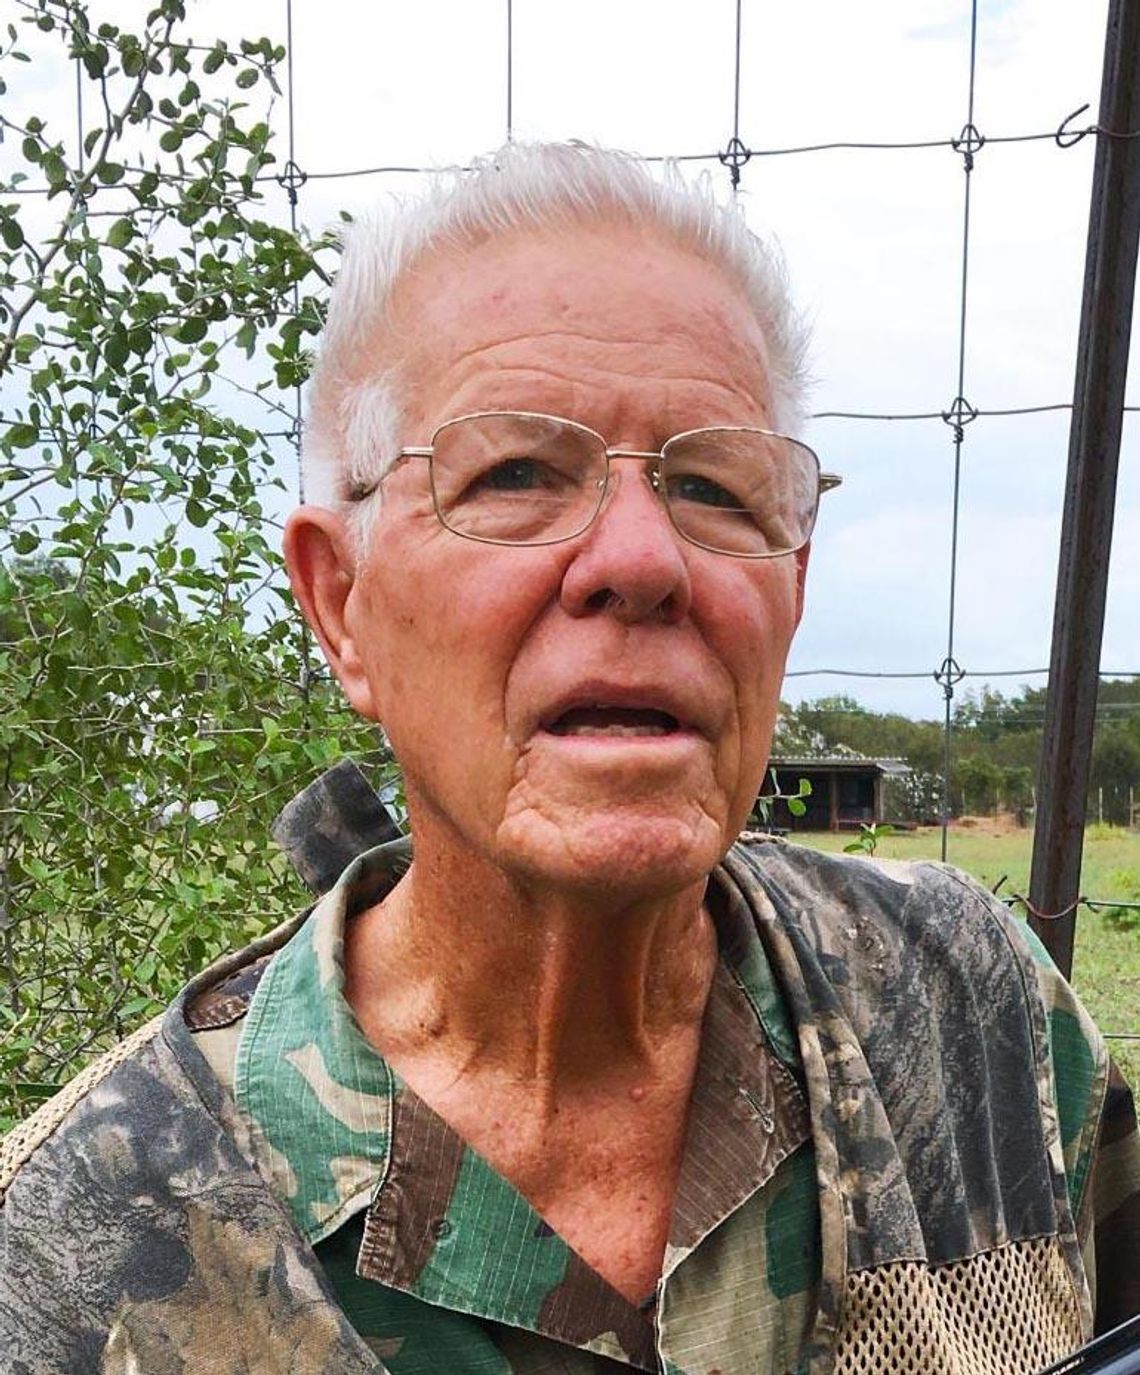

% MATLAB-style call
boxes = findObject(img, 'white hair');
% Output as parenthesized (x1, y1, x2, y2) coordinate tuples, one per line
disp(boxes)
(302, 141, 811, 539)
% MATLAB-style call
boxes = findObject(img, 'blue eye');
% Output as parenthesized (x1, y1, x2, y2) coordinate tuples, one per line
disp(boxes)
(667, 472, 745, 509)
(478, 458, 545, 491)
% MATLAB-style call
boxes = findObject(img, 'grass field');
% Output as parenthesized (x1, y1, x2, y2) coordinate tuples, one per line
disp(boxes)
(792, 822, 1140, 1087)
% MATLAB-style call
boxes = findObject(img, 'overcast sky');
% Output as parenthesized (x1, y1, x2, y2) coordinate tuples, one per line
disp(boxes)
(11, 1, 1138, 718)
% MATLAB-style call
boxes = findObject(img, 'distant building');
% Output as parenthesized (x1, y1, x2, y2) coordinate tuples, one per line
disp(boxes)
(765, 756, 912, 831)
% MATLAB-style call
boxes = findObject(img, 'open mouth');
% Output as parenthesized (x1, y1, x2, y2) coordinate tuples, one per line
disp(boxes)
(545, 705, 681, 738)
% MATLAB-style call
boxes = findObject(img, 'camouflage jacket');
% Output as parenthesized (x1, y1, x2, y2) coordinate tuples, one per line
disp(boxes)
(1, 766, 1137, 1374)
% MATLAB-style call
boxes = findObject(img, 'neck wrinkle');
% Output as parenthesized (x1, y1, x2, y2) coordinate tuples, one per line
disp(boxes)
(343, 826, 719, 1103)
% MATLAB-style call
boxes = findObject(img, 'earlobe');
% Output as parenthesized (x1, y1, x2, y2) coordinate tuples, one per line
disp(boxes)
(282, 506, 375, 717)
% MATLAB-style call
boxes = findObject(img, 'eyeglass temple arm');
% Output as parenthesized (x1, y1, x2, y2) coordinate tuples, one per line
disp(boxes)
(343, 447, 436, 503)
(819, 473, 842, 493)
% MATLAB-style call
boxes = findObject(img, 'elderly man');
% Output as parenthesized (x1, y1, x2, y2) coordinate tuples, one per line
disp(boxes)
(2, 142, 1139, 1375)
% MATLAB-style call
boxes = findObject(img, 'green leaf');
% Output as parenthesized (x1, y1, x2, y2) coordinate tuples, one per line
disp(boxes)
(235, 67, 258, 90)
(0, 216, 24, 250)
(176, 317, 208, 344)
(104, 327, 130, 370)
(185, 498, 208, 527)
(43, 153, 68, 191)
(107, 217, 134, 250)
(80, 44, 109, 80)
(5, 422, 39, 449)
(118, 996, 158, 1019)
(14, 1082, 59, 1103)
(158, 128, 183, 153)
(96, 162, 125, 185)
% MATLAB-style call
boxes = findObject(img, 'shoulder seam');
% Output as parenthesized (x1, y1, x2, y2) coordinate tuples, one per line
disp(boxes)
(0, 1014, 164, 1205)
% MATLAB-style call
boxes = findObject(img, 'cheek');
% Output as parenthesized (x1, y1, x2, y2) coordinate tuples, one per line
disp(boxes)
(343, 554, 435, 725)
(714, 570, 799, 732)
(356, 545, 562, 733)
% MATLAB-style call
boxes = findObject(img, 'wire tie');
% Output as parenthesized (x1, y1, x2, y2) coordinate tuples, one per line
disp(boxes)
(934, 656, 965, 698)
(1009, 892, 1083, 922)
(951, 121, 985, 171)
(941, 395, 978, 432)
(276, 159, 308, 206)
(1088, 121, 1140, 142)
(717, 136, 752, 188)
(1055, 105, 1092, 149)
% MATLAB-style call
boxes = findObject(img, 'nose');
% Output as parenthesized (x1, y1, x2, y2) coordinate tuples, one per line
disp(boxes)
(559, 461, 692, 623)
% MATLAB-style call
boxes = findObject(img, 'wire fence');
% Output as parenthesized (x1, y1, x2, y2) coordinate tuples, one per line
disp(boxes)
(2, 11, 1132, 791)
(1, 0, 1137, 1097)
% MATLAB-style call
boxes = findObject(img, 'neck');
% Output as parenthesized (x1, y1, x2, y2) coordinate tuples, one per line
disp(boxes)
(343, 811, 719, 1101)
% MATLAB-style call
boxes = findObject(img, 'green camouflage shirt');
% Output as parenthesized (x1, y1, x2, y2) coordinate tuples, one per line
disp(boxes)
(3, 763, 1139, 1373)
(187, 827, 1139, 1375)
(194, 837, 821, 1374)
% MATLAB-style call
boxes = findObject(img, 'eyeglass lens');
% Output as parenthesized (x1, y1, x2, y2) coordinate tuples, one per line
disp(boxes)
(428, 413, 819, 556)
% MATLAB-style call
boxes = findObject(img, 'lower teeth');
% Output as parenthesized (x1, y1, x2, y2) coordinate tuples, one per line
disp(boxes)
(560, 723, 669, 737)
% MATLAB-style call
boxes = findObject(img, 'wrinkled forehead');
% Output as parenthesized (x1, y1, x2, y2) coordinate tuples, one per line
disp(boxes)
(383, 226, 775, 437)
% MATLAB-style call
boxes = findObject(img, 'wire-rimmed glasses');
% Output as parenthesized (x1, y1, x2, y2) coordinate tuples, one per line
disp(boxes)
(371, 410, 840, 558)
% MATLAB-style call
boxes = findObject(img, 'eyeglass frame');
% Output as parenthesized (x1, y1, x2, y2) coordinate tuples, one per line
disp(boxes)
(356, 409, 842, 558)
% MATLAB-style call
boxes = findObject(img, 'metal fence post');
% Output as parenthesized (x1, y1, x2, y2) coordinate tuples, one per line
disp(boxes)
(1029, 0, 1140, 975)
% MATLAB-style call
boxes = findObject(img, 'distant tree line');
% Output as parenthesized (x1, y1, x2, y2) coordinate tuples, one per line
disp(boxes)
(774, 679, 1140, 826)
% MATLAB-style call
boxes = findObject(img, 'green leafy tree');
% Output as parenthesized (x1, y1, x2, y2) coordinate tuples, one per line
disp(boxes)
(953, 756, 1003, 816)
(782, 680, 1140, 825)
(1090, 726, 1140, 826)
(0, 1, 385, 1127)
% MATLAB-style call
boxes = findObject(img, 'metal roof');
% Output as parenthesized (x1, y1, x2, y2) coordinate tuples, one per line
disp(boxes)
(769, 756, 912, 775)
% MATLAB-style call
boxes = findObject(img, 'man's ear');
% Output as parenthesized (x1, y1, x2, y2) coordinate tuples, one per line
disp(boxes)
(283, 506, 377, 719)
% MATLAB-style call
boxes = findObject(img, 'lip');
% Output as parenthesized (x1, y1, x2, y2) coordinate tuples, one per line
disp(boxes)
(537, 680, 710, 739)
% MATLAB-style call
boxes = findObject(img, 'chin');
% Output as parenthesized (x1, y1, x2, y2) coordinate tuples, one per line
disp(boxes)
(494, 805, 728, 901)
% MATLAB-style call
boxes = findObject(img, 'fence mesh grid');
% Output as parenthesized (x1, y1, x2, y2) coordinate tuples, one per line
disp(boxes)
(1, 1, 1137, 1093)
